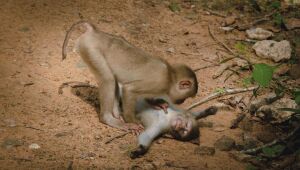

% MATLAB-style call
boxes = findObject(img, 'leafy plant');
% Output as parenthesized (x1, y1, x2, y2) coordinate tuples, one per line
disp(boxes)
(252, 64, 274, 87)
(214, 88, 225, 93)
(234, 42, 247, 54)
(273, 12, 285, 27)
(262, 144, 285, 158)
(245, 164, 258, 170)
(270, 1, 281, 9)
(169, 2, 181, 12)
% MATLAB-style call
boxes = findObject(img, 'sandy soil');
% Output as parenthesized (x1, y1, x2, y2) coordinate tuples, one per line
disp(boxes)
(0, 0, 250, 169)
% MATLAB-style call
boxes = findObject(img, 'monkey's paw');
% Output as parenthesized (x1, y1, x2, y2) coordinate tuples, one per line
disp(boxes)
(130, 145, 147, 159)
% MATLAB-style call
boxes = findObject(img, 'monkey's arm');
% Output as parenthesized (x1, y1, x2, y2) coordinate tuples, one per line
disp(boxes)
(130, 125, 163, 159)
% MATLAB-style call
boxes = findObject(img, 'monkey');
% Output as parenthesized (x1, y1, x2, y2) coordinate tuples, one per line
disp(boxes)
(62, 21, 198, 131)
(110, 83, 217, 159)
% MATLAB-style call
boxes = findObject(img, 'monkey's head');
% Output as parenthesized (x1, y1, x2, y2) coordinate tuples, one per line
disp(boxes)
(169, 112, 200, 141)
(170, 106, 218, 142)
(169, 64, 198, 104)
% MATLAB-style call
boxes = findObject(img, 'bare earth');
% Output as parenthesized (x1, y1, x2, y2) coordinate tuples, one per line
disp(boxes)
(0, 0, 249, 169)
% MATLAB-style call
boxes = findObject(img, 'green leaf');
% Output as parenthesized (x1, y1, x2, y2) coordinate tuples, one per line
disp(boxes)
(234, 42, 247, 54)
(169, 2, 180, 12)
(262, 144, 285, 158)
(271, 1, 281, 9)
(252, 64, 274, 87)
(214, 88, 225, 94)
(245, 164, 258, 170)
(273, 12, 285, 26)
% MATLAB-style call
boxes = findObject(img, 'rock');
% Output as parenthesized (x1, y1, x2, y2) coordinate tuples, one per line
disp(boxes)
(194, 146, 215, 156)
(238, 117, 253, 132)
(214, 135, 236, 151)
(229, 151, 253, 162)
(290, 63, 300, 79)
(1, 138, 23, 149)
(255, 98, 297, 123)
(220, 26, 234, 32)
(246, 28, 273, 40)
(285, 18, 300, 30)
(242, 137, 259, 150)
(3, 119, 17, 127)
(166, 47, 175, 53)
(198, 121, 213, 128)
(256, 131, 276, 143)
(29, 143, 40, 149)
(213, 127, 227, 132)
(222, 16, 236, 26)
(252, 40, 292, 62)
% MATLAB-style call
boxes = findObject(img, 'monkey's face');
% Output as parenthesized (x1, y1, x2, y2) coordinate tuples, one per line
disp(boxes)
(170, 114, 199, 140)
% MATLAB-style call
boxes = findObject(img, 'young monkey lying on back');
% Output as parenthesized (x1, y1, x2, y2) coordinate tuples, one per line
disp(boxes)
(112, 84, 218, 159)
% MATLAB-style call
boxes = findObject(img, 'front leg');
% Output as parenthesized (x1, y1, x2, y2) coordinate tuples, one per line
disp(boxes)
(121, 86, 140, 124)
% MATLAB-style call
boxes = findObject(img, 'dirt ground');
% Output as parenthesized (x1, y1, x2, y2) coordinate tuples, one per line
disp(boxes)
(0, 0, 253, 169)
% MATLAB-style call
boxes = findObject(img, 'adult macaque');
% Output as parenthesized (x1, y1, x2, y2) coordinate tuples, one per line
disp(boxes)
(62, 21, 198, 131)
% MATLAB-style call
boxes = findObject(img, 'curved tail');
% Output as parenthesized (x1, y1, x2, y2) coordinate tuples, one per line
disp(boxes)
(62, 20, 93, 60)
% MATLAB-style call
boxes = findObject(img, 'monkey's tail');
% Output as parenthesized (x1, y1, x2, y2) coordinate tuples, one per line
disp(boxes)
(62, 20, 92, 60)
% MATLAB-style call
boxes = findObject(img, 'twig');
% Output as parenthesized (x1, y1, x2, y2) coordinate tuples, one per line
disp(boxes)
(241, 125, 300, 154)
(23, 125, 44, 131)
(180, 51, 203, 56)
(105, 132, 130, 144)
(204, 9, 227, 18)
(208, 25, 252, 66)
(194, 64, 219, 72)
(188, 86, 258, 110)
(230, 113, 246, 129)
(58, 81, 96, 94)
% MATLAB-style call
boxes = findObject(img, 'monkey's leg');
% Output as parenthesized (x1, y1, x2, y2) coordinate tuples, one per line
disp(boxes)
(121, 86, 140, 124)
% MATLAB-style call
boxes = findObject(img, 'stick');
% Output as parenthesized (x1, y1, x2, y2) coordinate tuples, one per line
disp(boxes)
(194, 64, 219, 72)
(105, 132, 130, 144)
(230, 113, 246, 129)
(208, 25, 252, 66)
(188, 86, 258, 110)
(204, 9, 227, 18)
(241, 125, 300, 154)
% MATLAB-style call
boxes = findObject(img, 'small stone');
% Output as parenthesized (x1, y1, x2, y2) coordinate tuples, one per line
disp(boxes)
(238, 117, 253, 132)
(285, 18, 300, 30)
(194, 146, 215, 156)
(214, 135, 236, 151)
(29, 143, 40, 149)
(246, 28, 273, 40)
(94, 135, 102, 140)
(198, 121, 213, 128)
(213, 126, 227, 132)
(3, 119, 17, 127)
(229, 151, 253, 162)
(1, 138, 23, 149)
(252, 40, 292, 62)
(219, 26, 234, 32)
(222, 16, 236, 26)
(156, 139, 164, 144)
(166, 47, 175, 53)
(256, 131, 276, 144)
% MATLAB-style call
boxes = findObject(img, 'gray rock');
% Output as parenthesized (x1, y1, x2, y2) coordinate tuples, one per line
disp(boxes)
(214, 135, 236, 151)
(256, 131, 276, 143)
(255, 98, 297, 123)
(246, 28, 273, 40)
(252, 40, 292, 62)
(1, 138, 24, 149)
(194, 146, 215, 156)
(229, 151, 253, 162)
(166, 47, 175, 53)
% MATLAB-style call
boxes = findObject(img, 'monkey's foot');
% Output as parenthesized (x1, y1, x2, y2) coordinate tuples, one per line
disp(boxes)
(130, 145, 147, 159)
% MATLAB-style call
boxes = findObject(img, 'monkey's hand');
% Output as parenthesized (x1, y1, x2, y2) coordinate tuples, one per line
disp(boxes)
(130, 145, 147, 159)
(146, 98, 169, 114)
(123, 123, 144, 136)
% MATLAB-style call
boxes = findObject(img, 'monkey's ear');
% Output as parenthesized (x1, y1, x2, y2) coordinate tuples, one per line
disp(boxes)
(193, 106, 218, 119)
(179, 80, 192, 89)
